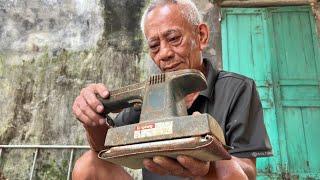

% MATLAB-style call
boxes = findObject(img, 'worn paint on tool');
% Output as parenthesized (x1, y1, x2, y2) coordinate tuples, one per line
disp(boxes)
(134, 121, 173, 139)
(221, 6, 320, 179)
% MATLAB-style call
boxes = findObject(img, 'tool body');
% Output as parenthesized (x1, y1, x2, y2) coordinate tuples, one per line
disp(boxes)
(98, 69, 231, 169)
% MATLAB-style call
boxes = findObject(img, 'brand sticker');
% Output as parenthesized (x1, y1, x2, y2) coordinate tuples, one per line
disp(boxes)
(134, 121, 173, 139)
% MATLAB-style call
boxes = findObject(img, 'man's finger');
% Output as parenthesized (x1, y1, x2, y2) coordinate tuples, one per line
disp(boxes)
(177, 155, 210, 176)
(143, 158, 169, 176)
(93, 83, 109, 98)
(82, 88, 105, 113)
(192, 111, 201, 116)
(152, 156, 190, 177)
(73, 104, 94, 126)
(77, 96, 105, 125)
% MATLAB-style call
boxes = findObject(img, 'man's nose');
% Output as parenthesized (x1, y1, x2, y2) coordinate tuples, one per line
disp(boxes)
(158, 43, 174, 61)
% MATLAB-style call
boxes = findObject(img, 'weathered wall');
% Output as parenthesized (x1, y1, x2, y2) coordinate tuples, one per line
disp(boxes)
(0, 0, 146, 179)
(0, 0, 216, 179)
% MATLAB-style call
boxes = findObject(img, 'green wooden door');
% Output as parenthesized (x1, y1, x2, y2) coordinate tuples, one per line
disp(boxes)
(221, 8, 282, 178)
(221, 6, 320, 179)
(269, 7, 320, 179)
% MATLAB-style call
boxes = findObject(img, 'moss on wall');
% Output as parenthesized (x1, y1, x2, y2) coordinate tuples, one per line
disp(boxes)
(0, 0, 216, 179)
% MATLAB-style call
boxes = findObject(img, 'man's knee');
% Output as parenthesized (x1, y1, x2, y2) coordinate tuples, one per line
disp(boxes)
(72, 150, 132, 180)
(73, 150, 99, 179)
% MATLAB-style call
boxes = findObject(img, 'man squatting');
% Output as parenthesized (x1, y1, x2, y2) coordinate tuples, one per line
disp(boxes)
(72, 0, 272, 179)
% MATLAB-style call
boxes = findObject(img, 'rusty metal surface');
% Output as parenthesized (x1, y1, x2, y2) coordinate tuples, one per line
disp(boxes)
(99, 135, 231, 169)
(105, 114, 226, 147)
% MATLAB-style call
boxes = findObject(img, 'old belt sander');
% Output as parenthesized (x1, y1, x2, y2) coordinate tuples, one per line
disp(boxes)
(98, 69, 231, 169)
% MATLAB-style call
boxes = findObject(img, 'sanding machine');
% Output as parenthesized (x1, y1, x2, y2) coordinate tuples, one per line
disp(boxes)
(98, 69, 231, 169)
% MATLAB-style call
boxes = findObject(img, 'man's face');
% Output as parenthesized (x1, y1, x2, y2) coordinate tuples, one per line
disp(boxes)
(144, 4, 204, 72)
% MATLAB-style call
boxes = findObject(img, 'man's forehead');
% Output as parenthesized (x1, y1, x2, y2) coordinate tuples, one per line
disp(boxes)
(147, 5, 180, 22)
(147, 3, 177, 16)
(153, 4, 172, 16)
(144, 4, 192, 39)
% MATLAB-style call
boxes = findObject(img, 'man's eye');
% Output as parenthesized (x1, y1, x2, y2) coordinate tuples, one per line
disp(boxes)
(149, 44, 159, 52)
(169, 36, 181, 44)
(169, 36, 178, 41)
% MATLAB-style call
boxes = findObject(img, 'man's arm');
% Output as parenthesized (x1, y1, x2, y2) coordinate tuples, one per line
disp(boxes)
(205, 156, 256, 180)
(233, 157, 256, 179)
(143, 155, 255, 180)
(84, 124, 109, 152)
(72, 83, 111, 152)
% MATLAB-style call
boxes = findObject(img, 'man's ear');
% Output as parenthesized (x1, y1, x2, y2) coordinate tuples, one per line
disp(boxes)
(197, 23, 209, 51)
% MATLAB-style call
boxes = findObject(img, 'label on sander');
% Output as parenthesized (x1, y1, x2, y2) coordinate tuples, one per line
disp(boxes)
(134, 121, 173, 139)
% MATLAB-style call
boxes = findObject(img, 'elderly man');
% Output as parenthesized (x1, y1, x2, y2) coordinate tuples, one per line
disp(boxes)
(72, 0, 272, 179)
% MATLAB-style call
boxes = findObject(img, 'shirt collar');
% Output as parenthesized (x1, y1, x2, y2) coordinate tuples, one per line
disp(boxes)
(199, 58, 219, 101)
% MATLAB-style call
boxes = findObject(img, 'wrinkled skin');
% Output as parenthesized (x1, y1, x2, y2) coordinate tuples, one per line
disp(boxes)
(72, 3, 256, 180)
(145, 3, 206, 73)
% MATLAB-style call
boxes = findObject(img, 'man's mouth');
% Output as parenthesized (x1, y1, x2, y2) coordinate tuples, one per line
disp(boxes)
(163, 62, 181, 72)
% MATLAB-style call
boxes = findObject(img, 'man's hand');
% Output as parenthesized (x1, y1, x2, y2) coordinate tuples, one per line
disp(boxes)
(142, 112, 255, 179)
(72, 83, 111, 152)
(143, 155, 210, 177)
(143, 156, 254, 179)
(72, 83, 109, 127)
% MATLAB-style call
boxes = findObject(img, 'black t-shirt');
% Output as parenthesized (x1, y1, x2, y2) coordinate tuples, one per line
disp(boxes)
(114, 59, 272, 179)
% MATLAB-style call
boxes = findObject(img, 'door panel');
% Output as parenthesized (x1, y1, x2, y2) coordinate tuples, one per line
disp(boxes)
(302, 108, 320, 172)
(271, 11, 318, 80)
(221, 8, 281, 175)
(282, 107, 310, 173)
(221, 6, 320, 178)
(222, 9, 271, 82)
(282, 107, 320, 174)
(269, 7, 320, 177)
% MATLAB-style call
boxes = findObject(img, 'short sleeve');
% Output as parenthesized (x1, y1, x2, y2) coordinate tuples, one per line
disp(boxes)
(226, 80, 272, 158)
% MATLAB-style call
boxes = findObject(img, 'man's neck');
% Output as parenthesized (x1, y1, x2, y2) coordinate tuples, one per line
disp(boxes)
(199, 61, 208, 77)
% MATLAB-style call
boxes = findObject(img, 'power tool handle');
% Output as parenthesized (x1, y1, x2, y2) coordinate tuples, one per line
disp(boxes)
(97, 82, 145, 114)
(97, 95, 142, 114)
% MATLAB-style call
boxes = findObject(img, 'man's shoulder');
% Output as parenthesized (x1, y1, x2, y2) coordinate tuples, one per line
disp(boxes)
(217, 70, 255, 87)
(213, 71, 256, 96)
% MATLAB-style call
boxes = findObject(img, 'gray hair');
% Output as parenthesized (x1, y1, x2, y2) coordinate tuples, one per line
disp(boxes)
(140, 0, 202, 37)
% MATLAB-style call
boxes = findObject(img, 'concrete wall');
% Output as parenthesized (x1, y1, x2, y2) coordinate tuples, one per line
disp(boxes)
(0, 0, 216, 179)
